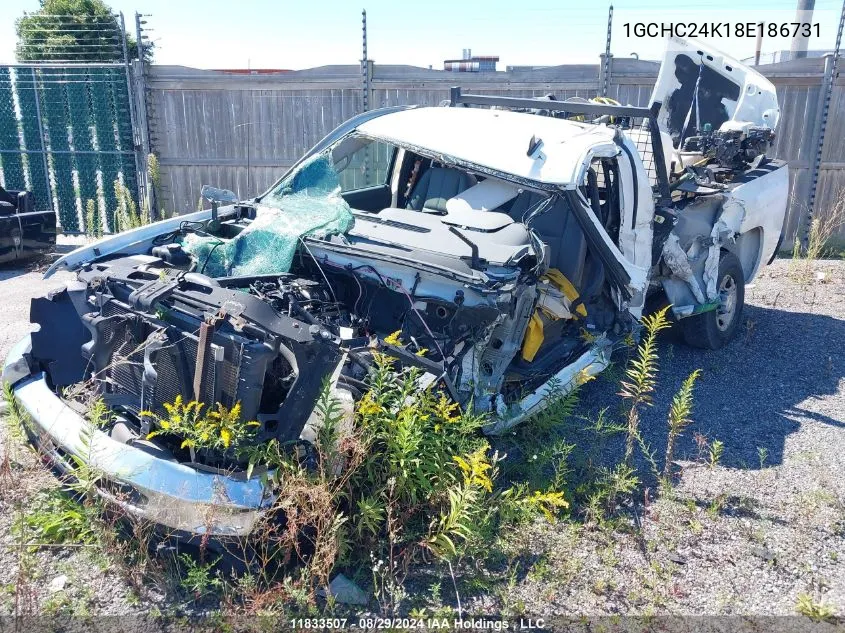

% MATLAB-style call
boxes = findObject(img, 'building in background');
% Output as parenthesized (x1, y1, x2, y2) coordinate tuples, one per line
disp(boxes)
(444, 49, 499, 72)
(743, 49, 832, 65)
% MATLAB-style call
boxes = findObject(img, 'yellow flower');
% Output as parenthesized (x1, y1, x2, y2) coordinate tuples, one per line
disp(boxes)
(434, 393, 461, 423)
(383, 330, 403, 346)
(357, 392, 382, 416)
(453, 447, 493, 493)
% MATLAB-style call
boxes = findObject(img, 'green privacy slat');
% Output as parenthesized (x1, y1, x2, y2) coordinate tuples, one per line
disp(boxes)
(89, 68, 118, 152)
(66, 75, 93, 151)
(51, 153, 78, 231)
(41, 69, 78, 231)
(109, 68, 139, 211)
(66, 71, 99, 216)
(90, 67, 120, 229)
(16, 69, 51, 210)
(75, 153, 98, 215)
(104, 67, 139, 224)
(110, 69, 134, 150)
(0, 68, 26, 190)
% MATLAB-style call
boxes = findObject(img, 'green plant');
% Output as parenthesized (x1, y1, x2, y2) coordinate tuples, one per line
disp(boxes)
(179, 553, 223, 599)
(142, 397, 259, 461)
(757, 446, 768, 469)
(113, 180, 149, 233)
(619, 306, 671, 463)
(499, 484, 569, 524)
(2, 381, 27, 443)
(84, 199, 102, 239)
(805, 190, 845, 261)
(230, 349, 557, 609)
(791, 189, 845, 283)
(708, 439, 724, 468)
(88, 398, 113, 429)
(795, 592, 837, 622)
(584, 463, 640, 525)
(147, 153, 167, 219)
(14, 489, 97, 549)
(663, 369, 702, 479)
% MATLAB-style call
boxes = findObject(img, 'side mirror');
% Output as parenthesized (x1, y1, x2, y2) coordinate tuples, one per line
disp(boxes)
(201, 185, 238, 222)
(201, 185, 238, 205)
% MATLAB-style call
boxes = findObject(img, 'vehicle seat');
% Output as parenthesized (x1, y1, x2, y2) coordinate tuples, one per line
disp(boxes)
(508, 191, 588, 288)
(406, 167, 476, 214)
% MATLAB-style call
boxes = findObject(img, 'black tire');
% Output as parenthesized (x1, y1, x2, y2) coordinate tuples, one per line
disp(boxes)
(680, 251, 745, 349)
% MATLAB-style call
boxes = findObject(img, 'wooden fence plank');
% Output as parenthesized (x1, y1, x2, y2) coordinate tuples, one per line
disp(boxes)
(146, 63, 844, 243)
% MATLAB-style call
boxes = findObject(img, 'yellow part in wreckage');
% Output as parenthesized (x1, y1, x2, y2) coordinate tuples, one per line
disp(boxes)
(521, 268, 587, 362)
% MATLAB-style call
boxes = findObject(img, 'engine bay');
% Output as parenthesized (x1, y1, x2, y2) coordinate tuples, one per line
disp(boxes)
(27, 204, 624, 469)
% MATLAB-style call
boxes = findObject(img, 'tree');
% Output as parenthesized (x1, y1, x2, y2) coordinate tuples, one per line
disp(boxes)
(16, 0, 153, 63)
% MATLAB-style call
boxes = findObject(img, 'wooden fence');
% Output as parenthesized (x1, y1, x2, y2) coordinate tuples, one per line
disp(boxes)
(143, 56, 845, 245)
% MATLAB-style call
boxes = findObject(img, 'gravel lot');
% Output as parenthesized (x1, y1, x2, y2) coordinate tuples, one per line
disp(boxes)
(0, 254, 843, 618)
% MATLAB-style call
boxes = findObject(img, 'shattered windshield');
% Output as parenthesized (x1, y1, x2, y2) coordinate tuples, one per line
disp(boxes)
(182, 154, 354, 277)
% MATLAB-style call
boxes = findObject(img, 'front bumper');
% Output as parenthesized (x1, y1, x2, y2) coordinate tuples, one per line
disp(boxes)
(3, 335, 274, 538)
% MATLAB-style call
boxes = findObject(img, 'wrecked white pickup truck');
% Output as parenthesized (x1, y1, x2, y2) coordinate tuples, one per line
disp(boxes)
(3, 38, 787, 538)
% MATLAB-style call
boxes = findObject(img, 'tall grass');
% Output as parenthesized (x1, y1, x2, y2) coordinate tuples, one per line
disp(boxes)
(791, 188, 845, 282)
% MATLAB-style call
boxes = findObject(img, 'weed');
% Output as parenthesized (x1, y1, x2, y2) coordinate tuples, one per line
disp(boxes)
(2, 381, 28, 441)
(527, 554, 553, 583)
(113, 180, 149, 233)
(757, 446, 769, 469)
(805, 190, 845, 261)
(88, 398, 113, 429)
(229, 355, 538, 610)
(795, 592, 837, 622)
(15, 488, 98, 549)
(663, 369, 702, 479)
(619, 306, 671, 463)
(707, 494, 728, 518)
(179, 554, 223, 599)
(708, 440, 724, 468)
(791, 188, 845, 282)
(84, 199, 102, 239)
(585, 463, 640, 524)
(692, 431, 709, 463)
(148, 153, 167, 219)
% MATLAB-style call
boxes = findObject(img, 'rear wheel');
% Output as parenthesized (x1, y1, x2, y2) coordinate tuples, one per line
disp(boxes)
(681, 251, 745, 349)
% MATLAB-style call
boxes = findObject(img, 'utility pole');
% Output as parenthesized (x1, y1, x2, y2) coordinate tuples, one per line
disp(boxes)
(120, 11, 145, 216)
(804, 0, 844, 249)
(790, 0, 816, 60)
(601, 4, 613, 97)
(135, 12, 154, 218)
(361, 9, 370, 112)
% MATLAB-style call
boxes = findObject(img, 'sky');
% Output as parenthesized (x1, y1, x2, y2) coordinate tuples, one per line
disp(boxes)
(0, 0, 842, 70)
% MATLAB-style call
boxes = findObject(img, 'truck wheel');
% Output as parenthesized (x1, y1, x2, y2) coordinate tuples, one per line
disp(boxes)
(681, 251, 745, 349)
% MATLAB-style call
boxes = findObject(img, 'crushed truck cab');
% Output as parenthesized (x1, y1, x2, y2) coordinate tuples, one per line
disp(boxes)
(4, 37, 787, 537)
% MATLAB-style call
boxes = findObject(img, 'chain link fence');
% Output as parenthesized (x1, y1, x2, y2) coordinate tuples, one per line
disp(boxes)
(0, 13, 141, 234)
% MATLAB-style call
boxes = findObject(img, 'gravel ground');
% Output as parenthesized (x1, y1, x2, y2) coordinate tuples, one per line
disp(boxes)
(0, 255, 843, 618)
(467, 258, 845, 617)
